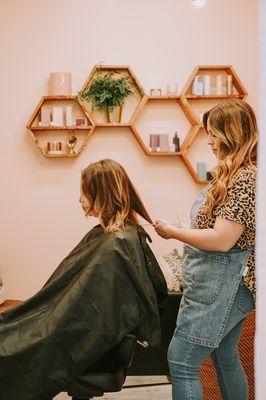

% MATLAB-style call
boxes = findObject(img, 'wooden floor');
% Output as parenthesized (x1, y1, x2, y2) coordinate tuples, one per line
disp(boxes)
(54, 376, 172, 399)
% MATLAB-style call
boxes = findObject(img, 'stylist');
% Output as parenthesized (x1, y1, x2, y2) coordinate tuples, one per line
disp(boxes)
(154, 99, 257, 400)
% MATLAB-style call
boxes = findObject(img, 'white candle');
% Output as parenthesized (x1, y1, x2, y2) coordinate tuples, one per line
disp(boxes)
(216, 75, 223, 95)
(51, 107, 63, 126)
(65, 106, 73, 126)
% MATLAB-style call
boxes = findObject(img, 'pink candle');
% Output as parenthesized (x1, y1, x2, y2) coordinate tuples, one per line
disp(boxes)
(49, 72, 72, 96)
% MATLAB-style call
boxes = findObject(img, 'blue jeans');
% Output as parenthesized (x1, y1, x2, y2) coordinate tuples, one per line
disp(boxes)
(168, 280, 254, 400)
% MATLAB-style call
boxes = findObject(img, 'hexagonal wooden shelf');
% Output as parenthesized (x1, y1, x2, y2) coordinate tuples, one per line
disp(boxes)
(130, 95, 194, 157)
(79, 65, 146, 127)
(181, 65, 248, 125)
(26, 64, 248, 184)
(179, 65, 248, 183)
(27, 96, 95, 158)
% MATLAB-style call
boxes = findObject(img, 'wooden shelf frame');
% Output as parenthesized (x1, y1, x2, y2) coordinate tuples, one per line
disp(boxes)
(178, 65, 248, 183)
(27, 95, 95, 158)
(79, 65, 146, 126)
(26, 65, 248, 183)
(130, 95, 195, 158)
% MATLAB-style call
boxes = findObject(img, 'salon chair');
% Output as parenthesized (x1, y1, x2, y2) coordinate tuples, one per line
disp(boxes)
(128, 291, 182, 376)
(67, 333, 136, 400)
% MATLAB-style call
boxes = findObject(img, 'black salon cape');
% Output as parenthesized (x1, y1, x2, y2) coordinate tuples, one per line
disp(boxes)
(0, 224, 167, 400)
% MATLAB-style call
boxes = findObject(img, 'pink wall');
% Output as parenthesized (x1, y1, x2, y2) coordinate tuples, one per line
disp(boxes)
(0, 0, 258, 299)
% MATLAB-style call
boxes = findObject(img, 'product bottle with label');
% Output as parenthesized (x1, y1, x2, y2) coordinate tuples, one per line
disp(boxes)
(216, 75, 223, 95)
(192, 76, 204, 95)
(227, 75, 233, 95)
(173, 132, 180, 152)
(203, 75, 211, 95)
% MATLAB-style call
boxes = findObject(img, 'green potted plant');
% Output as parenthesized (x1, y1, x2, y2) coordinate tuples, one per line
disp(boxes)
(79, 72, 136, 123)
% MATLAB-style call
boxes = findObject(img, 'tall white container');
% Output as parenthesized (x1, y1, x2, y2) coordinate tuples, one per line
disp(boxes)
(192, 76, 204, 95)
(65, 106, 74, 126)
(216, 75, 223, 95)
(227, 75, 233, 95)
(51, 107, 64, 127)
(203, 75, 211, 95)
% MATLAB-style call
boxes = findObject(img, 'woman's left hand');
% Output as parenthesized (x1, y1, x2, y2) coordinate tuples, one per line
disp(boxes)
(154, 219, 174, 239)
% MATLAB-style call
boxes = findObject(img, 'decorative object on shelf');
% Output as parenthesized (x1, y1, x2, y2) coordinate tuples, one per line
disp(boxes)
(49, 72, 72, 96)
(107, 105, 122, 123)
(75, 117, 88, 127)
(51, 107, 64, 127)
(149, 134, 160, 152)
(65, 106, 74, 127)
(173, 132, 180, 152)
(216, 75, 223, 95)
(150, 88, 162, 97)
(78, 70, 136, 123)
(66, 134, 77, 154)
(227, 75, 233, 95)
(166, 84, 178, 96)
(197, 161, 207, 180)
(203, 75, 211, 95)
(159, 134, 170, 152)
(40, 107, 51, 127)
(191, 76, 203, 95)
(46, 141, 63, 155)
(80, 65, 145, 127)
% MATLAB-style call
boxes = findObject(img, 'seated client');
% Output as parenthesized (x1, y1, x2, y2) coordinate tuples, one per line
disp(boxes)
(0, 159, 167, 400)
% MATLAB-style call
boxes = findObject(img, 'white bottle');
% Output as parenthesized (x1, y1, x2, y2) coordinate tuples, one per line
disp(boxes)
(192, 76, 203, 95)
(51, 107, 64, 127)
(216, 75, 223, 95)
(227, 75, 233, 95)
(203, 75, 211, 95)
(65, 106, 74, 126)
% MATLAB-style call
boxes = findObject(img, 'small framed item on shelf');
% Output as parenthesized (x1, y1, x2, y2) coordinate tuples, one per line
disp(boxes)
(75, 117, 88, 127)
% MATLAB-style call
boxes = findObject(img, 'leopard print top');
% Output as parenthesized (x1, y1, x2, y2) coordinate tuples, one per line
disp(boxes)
(196, 165, 256, 295)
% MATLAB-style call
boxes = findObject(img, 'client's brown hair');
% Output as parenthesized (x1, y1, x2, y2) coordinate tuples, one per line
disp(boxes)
(81, 159, 153, 232)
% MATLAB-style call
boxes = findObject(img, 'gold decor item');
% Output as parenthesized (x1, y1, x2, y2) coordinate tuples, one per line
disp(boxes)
(107, 106, 122, 123)
(66, 134, 77, 154)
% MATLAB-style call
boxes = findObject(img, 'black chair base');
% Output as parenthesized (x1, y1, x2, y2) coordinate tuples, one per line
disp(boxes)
(72, 397, 92, 400)
(68, 335, 136, 399)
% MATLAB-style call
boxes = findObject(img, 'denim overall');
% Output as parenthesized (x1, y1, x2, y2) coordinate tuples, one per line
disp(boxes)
(175, 185, 254, 349)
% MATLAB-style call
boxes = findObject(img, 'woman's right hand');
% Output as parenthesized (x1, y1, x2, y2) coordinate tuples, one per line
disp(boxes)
(154, 219, 175, 240)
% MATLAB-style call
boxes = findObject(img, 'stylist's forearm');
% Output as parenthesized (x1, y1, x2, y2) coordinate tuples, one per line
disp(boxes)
(169, 227, 229, 252)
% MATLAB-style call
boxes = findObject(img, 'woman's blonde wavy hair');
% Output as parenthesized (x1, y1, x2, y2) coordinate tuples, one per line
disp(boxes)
(202, 99, 257, 216)
(81, 159, 153, 232)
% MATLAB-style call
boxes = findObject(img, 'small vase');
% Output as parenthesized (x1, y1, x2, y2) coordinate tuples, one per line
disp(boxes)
(107, 106, 122, 123)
